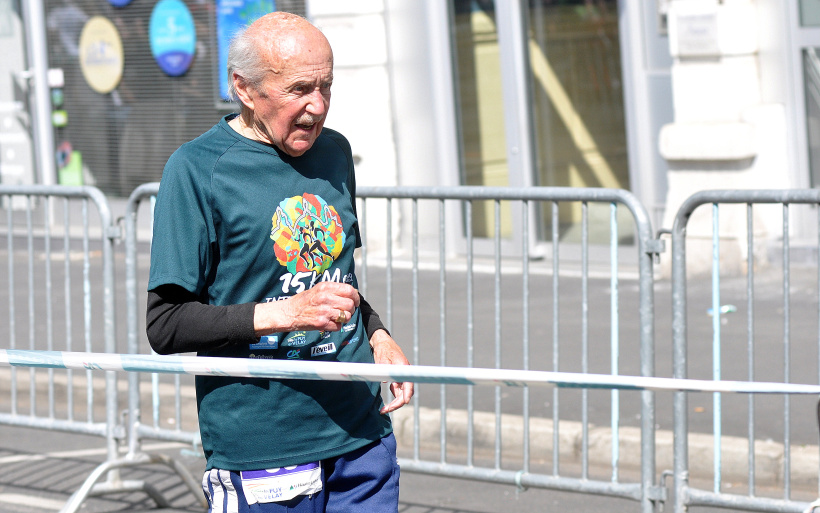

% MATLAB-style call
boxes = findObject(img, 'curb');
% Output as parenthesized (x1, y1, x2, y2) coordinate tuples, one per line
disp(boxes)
(392, 406, 818, 488)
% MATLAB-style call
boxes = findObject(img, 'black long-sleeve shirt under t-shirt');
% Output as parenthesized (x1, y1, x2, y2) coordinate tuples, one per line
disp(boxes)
(146, 284, 388, 355)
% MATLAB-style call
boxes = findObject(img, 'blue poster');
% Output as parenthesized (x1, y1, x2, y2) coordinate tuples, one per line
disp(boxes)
(150, 0, 197, 77)
(216, 0, 276, 101)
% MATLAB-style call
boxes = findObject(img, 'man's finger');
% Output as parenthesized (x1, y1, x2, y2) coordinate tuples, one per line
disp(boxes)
(395, 381, 414, 404)
(380, 395, 405, 414)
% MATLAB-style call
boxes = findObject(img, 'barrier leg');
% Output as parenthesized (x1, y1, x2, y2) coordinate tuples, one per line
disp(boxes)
(59, 452, 207, 513)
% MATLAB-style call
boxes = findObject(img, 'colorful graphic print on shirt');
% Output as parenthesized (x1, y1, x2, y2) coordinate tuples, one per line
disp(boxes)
(270, 193, 345, 274)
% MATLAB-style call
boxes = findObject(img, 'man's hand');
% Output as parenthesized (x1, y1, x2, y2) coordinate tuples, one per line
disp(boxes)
(370, 329, 414, 414)
(253, 282, 360, 335)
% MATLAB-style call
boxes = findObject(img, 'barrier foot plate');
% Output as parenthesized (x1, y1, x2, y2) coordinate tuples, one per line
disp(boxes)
(59, 451, 208, 513)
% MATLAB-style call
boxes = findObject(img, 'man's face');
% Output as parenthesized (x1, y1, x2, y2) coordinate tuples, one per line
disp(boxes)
(247, 39, 333, 157)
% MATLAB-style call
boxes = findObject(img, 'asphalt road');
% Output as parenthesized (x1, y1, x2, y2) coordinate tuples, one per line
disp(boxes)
(0, 424, 740, 513)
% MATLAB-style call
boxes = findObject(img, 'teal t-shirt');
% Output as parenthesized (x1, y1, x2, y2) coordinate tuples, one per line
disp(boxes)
(148, 114, 391, 471)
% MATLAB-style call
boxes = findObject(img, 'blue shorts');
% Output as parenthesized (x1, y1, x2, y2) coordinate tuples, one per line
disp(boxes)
(202, 433, 400, 513)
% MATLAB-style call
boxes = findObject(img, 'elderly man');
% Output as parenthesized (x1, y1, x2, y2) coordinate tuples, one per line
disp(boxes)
(146, 12, 413, 513)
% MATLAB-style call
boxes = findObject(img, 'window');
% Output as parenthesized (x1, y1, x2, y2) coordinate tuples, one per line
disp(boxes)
(45, 0, 306, 196)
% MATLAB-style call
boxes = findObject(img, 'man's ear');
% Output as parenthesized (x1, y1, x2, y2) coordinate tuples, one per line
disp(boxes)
(233, 73, 255, 111)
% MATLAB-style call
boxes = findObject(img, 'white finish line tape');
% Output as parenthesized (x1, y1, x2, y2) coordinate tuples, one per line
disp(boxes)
(2, 349, 820, 395)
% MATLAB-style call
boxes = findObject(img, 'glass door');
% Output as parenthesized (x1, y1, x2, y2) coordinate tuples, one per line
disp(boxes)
(451, 0, 632, 246)
(453, 0, 512, 240)
(529, 1, 631, 244)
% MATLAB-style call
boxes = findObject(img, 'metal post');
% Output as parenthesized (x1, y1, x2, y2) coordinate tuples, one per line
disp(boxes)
(20, 0, 57, 185)
(711, 204, 722, 493)
(611, 203, 621, 482)
(672, 203, 690, 513)
(494, 0, 537, 191)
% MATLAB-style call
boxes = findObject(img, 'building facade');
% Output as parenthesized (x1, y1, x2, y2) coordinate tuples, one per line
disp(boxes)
(2, 0, 819, 263)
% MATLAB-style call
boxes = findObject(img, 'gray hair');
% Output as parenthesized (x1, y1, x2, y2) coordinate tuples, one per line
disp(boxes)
(226, 27, 267, 101)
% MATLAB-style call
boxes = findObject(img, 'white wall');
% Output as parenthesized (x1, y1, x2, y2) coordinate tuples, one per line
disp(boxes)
(309, 1, 400, 255)
(0, 0, 36, 196)
(659, 0, 794, 276)
(311, 1, 462, 257)
(310, 0, 398, 188)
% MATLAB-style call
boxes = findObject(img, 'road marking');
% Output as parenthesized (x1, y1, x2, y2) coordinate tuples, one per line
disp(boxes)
(0, 441, 190, 464)
(0, 493, 65, 511)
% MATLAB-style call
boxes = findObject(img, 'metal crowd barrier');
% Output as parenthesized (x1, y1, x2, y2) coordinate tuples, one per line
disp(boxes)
(124, 183, 201, 454)
(7, 183, 820, 513)
(3, 350, 820, 507)
(0, 185, 204, 513)
(357, 186, 662, 513)
(0, 185, 119, 498)
(670, 189, 820, 513)
(0, 186, 115, 437)
(121, 184, 661, 513)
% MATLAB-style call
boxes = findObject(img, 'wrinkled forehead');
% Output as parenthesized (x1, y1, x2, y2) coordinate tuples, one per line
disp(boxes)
(250, 19, 333, 74)
(273, 36, 332, 73)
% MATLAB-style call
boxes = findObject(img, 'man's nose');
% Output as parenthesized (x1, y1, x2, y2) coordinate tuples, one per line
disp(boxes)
(305, 89, 328, 115)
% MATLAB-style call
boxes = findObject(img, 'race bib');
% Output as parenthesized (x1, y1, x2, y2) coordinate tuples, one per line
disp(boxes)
(240, 462, 322, 504)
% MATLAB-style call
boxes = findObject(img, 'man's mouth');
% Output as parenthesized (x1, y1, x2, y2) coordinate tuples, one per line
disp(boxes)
(295, 114, 322, 131)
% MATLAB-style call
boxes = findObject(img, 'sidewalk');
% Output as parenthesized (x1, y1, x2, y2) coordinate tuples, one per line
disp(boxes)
(392, 407, 820, 490)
